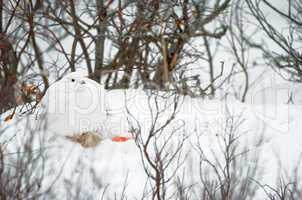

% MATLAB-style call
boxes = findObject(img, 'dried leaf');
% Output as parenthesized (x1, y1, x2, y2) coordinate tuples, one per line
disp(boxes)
(4, 114, 14, 122)
(65, 132, 101, 148)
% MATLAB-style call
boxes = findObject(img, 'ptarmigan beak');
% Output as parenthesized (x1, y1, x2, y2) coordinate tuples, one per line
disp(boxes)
(80, 80, 86, 85)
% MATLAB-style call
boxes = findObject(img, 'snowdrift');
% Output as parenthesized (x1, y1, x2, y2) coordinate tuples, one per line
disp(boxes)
(1, 73, 302, 199)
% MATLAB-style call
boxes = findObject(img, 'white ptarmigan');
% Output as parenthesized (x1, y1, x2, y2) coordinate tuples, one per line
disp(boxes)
(37, 72, 109, 139)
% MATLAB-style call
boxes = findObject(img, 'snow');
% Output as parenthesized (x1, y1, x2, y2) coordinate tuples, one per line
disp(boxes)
(1, 73, 302, 199)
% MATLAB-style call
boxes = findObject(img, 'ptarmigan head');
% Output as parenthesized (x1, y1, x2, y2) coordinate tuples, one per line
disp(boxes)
(60, 71, 94, 93)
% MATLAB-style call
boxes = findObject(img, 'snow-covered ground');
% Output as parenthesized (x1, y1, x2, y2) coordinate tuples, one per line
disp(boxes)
(1, 72, 302, 199)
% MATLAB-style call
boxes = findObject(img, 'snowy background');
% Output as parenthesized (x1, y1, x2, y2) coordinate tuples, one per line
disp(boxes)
(1, 0, 302, 199)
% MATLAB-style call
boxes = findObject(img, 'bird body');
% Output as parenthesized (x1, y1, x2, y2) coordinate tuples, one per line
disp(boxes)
(37, 72, 108, 138)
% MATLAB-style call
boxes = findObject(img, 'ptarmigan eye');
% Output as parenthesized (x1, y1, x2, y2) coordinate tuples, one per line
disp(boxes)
(71, 79, 75, 82)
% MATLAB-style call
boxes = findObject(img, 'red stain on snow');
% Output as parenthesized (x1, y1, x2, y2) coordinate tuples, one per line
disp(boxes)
(111, 136, 131, 143)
